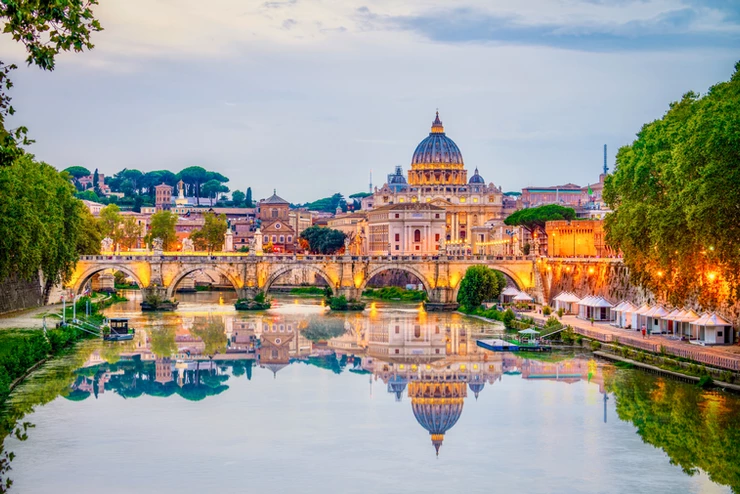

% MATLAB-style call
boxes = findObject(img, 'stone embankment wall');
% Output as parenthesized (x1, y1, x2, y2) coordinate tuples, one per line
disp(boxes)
(539, 259, 740, 327)
(0, 275, 44, 315)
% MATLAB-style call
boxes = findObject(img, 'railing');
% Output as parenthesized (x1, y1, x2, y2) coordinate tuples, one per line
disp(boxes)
(78, 254, 536, 263)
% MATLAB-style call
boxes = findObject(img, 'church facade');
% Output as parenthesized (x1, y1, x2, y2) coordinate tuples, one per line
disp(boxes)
(370, 112, 504, 244)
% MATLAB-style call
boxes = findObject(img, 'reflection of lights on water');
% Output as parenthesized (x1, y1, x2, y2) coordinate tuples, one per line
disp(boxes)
(219, 295, 224, 305)
(370, 302, 377, 310)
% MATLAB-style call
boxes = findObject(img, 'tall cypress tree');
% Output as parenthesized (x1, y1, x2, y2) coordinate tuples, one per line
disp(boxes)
(245, 187, 253, 208)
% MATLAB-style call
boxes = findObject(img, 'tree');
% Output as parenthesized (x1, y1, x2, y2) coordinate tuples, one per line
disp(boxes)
(119, 216, 141, 251)
(303, 193, 346, 213)
(121, 169, 143, 194)
(98, 204, 122, 247)
(299, 226, 346, 254)
(0, 0, 102, 166)
(201, 179, 229, 205)
(146, 211, 178, 250)
(190, 212, 227, 253)
(92, 168, 100, 194)
(75, 189, 99, 202)
(62, 166, 90, 180)
(245, 187, 253, 207)
(604, 62, 740, 306)
(76, 206, 101, 255)
(504, 204, 576, 236)
(231, 190, 245, 206)
(456, 266, 506, 310)
(0, 155, 88, 297)
(178, 166, 208, 205)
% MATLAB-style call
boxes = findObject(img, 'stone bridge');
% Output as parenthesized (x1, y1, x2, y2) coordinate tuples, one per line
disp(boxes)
(68, 253, 541, 307)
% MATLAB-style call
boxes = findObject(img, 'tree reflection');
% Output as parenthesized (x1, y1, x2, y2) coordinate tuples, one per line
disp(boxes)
(607, 370, 740, 492)
(149, 327, 177, 358)
(191, 317, 227, 356)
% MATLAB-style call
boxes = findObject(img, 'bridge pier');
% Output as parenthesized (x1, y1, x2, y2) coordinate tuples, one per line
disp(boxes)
(141, 286, 168, 301)
(238, 287, 258, 300)
(336, 287, 361, 301)
(426, 287, 459, 311)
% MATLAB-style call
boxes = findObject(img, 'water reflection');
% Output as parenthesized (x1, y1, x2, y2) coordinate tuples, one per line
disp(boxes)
(3, 297, 740, 493)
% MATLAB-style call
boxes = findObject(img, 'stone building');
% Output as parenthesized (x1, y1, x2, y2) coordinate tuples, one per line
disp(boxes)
(155, 183, 173, 212)
(365, 203, 446, 255)
(546, 219, 614, 257)
(371, 112, 504, 243)
(256, 191, 296, 253)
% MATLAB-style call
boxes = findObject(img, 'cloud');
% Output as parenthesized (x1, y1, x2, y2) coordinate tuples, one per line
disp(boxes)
(355, 1, 740, 51)
(282, 18, 297, 30)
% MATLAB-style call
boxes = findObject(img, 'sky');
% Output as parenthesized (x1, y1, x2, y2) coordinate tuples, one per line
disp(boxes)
(2, 0, 739, 203)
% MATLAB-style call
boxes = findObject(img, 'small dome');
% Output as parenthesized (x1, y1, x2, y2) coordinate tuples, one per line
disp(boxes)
(411, 112, 464, 167)
(468, 381, 485, 399)
(388, 166, 407, 185)
(387, 375, 408, 402)
(469, 168, 485, 184)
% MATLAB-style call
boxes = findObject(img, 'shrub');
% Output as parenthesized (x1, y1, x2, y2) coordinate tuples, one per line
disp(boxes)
(557, 307, 564, 318)
(502, 309, 516, 329)
(590, 340, 602, 351)
(697, 376, 714, 389)
(542, 306, 552, 316)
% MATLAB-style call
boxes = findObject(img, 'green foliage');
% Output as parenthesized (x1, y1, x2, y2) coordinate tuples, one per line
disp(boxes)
(362, 287, 427, 302)
(289, 287, 326, 296)
(542, 306, 552, 316)
(557, 307, 564, 318)
(201, 179, 229, 205)
(502, 308, 516, 329)
(245, 187, 253, 208)
(190, 212, 228, 252)
(75, 189, 99, 202)
(590, 340, 602, 351)
(231, 190, 245, 206)
(456, 266, 506, 310)
(604, 62, 740, 304)
(76, 206, 101, 255)
(146, 210, 178, 250)
(0, 155, 87, 290)
(62, 166, 90, 179)
(504, 204, 576, 234)
(300, 225, 346, 254)
(303, 193, 346, 213)
(191, 317, 227, 356)
(327, 296, 365, 311)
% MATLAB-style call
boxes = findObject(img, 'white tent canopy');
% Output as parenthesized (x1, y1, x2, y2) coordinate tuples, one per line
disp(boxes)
(689, 312, 733, 344)
(577, 295, 614, 321)
(501, 286, 520, 296)
(513, 292, 534, 302)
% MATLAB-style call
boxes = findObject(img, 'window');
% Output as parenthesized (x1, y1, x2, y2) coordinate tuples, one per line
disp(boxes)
(395, 214, 400, 219)
(473, 197, 478, 203)
(435, 326, 440, 334)
(395, 349, 400, 354)
(395, 233, 400, 242)
(395, 245, 399, 250)
(287, 236, 292, 243)
(435, 349, 440, 354)
(271, 208, 278, 218)
(415, 245, 420, 250)
(263, 236, 268, 243)
(414, 326, 421, 338)
(399, 198, 405, 203)
(271, 235, 277, 242)
(435, 233, 440, 242)
(460, 197, 466, 203)
(435, 213, 440, 218)
(275, 223, 281, 229)
(279, 235, 284, 243)
(414, 229, 421, 242)
(395, 326, 400, 334)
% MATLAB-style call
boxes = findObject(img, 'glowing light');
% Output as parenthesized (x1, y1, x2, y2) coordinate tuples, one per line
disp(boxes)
(588, 267, 595, 274)
(411, 365, 418, 371)
(656, 271, 663, 278)
(399, 364, 405, 370)
(426, 365, 431, 370)
(370, 302, 377, 310)
(707, 272, 717, 282)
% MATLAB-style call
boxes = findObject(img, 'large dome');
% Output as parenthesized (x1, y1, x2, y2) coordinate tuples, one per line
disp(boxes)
(409, 381, 466, 455)
(411, 112, 464, 167)
(408, 112, 467, 186)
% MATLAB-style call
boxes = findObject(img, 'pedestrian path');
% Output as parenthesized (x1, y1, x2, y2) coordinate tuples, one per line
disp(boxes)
(521, 311, 740, 372)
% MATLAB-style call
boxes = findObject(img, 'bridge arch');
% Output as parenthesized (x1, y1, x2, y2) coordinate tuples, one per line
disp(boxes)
(263, 264, 335, 293)
(166, 265, 243, 299)
(360, 265, 433, 295)
(70, 265, 146, 295)
(450, 264, 526, 302)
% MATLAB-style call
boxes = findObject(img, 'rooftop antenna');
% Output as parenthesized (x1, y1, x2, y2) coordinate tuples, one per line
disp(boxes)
(369, 169, 373, 193)
(603, 144, 608, 175)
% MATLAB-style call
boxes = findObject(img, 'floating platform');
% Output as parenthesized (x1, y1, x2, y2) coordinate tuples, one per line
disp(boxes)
(476, 339, 552, 352)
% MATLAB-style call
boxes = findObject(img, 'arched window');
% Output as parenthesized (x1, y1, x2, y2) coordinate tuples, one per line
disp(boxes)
(272, 235, 277, 242)
(271, 208, 278, 218)
(279, 235, 284, 243)
(414, 325, 421, 338)
(287, 236, 292, 243)
(263, 235, 268, 243)
(414, 229, 421, 242)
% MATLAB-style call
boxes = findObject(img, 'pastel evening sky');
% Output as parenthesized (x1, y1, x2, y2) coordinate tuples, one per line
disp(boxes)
(2, 0, 739, 202)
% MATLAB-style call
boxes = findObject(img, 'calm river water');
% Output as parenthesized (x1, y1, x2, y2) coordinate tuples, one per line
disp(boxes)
(3, 291, 739, 493)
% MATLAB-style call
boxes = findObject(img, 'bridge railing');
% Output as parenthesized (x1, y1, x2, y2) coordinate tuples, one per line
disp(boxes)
(78, 253, 538, 262)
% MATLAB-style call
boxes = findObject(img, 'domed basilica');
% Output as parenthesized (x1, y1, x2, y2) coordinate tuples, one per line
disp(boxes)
(371, 112, 504, 244)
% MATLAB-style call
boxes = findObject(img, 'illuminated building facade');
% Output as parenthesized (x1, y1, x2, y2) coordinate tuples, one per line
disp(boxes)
(371, 113, 504, 243)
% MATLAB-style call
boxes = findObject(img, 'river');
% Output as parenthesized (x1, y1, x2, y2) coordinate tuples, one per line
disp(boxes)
(2, 291, 739, 493)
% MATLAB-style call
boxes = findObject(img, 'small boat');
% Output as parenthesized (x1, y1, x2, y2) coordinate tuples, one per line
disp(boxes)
(103, 318, 135, 341)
